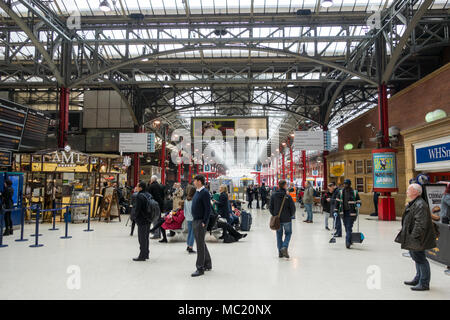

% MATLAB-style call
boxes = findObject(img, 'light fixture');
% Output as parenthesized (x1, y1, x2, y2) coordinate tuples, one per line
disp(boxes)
(99, 0, 111, 12)
(321, 0, 333, 8)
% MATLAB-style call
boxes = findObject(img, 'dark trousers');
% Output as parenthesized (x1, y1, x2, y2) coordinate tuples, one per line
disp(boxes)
(130, 220, 136, 236)
(409, 250, 431, 287)
(248, 199, 253, 208)
(193, 220, 212, 271)
(261, 197, 267, 209)
(373, 194, 379, 214)
(150, 218, 168, 240)
(334, 213, 342, 236)
(217, 220, 242, 241)
(137, 223, 150, 259)
(256, 197, 260, 208)
(343, 211, 355, 245)
(4, 210, 12, 230)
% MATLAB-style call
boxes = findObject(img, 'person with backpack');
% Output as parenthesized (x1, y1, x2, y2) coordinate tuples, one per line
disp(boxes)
(335, 179, 361, 249)
(269, 179, 296, 259)
(132, 182, 154, 261)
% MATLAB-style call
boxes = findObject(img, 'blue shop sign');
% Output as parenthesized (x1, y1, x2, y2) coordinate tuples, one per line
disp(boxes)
(416, 142, 450, 164)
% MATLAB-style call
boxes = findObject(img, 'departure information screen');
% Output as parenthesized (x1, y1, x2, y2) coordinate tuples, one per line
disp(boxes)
(0, 101, 27, 151)
(0, 149, 12, 167)
(0, 98, 50, 151)
(21, 109, 50, 148)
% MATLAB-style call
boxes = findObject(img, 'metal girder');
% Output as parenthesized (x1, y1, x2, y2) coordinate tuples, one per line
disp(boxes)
(0, 0, 64, 85)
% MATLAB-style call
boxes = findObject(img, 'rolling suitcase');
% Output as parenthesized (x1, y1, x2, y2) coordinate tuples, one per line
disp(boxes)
(240, 210, 252, 231)
(351, 206, 364, 244)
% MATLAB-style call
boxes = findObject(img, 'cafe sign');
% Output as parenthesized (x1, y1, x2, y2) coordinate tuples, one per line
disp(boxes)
(52, 145, 85, 167)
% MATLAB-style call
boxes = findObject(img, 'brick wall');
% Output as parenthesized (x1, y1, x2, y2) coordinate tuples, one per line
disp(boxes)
(338, 63, 450, 151)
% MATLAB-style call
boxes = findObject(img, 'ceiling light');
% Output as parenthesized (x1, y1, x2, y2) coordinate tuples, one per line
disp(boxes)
(99, 0, 111, 12)
(142, 58, 149, 62)
(321, 0, 333, 8)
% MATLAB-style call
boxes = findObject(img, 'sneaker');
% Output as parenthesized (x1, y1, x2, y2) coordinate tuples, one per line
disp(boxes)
(159, 239, 168, 243)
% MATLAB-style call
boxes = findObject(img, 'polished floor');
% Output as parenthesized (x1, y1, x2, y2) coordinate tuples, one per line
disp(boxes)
(0, 205, 449, 300)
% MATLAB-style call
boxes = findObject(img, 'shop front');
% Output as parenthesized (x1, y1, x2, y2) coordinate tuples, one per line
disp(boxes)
(11, 146, 129, 222)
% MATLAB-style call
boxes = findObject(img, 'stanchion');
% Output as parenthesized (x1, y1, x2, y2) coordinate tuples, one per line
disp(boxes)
(30, 206, 43, 237)
(83, 204, 93, 232)
(15, 206, 28, 242)
(60, 207, 72, 239)
(0, 212, 8, 248)
(48, 209, 59, 231)
(29, 207, 43, 248)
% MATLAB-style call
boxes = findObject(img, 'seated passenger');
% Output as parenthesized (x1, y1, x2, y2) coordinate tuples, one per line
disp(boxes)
(150, 200, 185, 243)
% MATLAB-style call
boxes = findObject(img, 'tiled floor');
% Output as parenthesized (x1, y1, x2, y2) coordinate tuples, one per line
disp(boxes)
(0, 206, 449, 300)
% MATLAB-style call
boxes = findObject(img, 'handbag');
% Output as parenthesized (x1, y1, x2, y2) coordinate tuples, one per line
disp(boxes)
(270, 195, 287, 231)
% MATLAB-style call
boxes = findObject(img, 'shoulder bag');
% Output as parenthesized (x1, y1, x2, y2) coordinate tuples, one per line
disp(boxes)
(270, 196, 287, 231)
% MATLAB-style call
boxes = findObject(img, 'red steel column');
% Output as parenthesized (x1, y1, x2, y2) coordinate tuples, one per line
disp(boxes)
(161, 141, 166, 185)
(302, 150, 306, 188)
(282, 150, 285, 180)
(378, 84, 389, 148)
(289, 139, 293, 184)
(58, 86, 70, 148)
(323, 126, 329, 189)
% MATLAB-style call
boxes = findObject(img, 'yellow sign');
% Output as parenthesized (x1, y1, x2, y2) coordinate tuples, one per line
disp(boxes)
(330, 164, 345, 177)
(32, 163, 91, 172)
(233, 187, 239, 192)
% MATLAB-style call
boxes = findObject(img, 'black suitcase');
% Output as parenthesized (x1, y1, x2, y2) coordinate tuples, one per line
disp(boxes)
(351, 207, 364, 243)
(240, 210, 252, 231)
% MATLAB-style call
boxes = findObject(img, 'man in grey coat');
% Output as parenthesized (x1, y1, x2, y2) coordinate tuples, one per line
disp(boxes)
(397, 184, 437, 291)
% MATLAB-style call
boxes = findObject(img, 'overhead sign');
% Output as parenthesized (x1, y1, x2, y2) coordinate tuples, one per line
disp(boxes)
(0, 102, 26, 151)
(294, 131, 324, 151)
(414, 137, 450, 172)
(0, 149, 12, 167)
(372, 149, 398, 192)
(119, 133, 155, 153)
(191, 117, 268, 139)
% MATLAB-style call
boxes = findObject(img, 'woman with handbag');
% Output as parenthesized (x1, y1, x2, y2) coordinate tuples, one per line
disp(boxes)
(269, 180, 296, 258)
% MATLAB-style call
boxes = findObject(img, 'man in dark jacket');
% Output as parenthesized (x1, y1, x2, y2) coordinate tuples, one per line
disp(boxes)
(269, 179, 296, 258)
(191, 175, 212, 277)
(133, 182, 152, 262)
(2, 179, 14, 235)
(254, 184, 260, 209)
(335, 179, 361, 249)
(260, 183, 268, 209)
(398, 184, 436, 291)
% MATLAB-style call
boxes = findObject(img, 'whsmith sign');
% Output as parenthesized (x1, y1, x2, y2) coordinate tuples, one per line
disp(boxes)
(414, 137, 450, 172)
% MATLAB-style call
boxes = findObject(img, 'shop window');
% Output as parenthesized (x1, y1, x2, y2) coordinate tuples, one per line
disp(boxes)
(354, 160, 364, 174)
(355, 177, 364, 193)
(365, 159, 373, 174)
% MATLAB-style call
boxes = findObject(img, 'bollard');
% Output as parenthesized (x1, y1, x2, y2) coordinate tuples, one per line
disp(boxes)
(84, 204, 94, 232)
(60, 208, 72, 239)
(0, 212, 8, 248)
(29, 207, 43, 248)
(48, 209, 59, 231)
(15, 206, 28, 242)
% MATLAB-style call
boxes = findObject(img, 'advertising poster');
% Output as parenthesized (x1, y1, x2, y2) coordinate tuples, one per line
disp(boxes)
(372, 150, 398, 191)
(423, 184, 446, 216)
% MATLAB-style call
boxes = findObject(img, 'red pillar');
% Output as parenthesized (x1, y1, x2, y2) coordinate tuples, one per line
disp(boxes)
(188, 163, 192, 184)
(377, 84, 396, 220)
(302, 150, 306, 188)
(282, 151, 285, 180)
(58, 87, 70, 148)
(323, 126, 328, 190)
(289, 140, 293, 184)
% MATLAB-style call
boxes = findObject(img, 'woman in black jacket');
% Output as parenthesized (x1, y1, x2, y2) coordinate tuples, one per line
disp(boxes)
(397, 184, 436, 291)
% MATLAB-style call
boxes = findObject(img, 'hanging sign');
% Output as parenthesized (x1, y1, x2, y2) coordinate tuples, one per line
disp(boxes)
(372, 148, 398, 192)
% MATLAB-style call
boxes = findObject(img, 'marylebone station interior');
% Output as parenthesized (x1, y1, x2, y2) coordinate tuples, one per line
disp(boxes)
(0, 0, 449, 303)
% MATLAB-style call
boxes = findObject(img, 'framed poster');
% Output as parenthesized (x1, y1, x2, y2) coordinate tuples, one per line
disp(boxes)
(372, 148, 398, 192)
(422, 184, 447, 217)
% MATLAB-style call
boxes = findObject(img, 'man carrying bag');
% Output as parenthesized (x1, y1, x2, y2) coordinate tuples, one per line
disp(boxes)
(269, 180, 296, 259)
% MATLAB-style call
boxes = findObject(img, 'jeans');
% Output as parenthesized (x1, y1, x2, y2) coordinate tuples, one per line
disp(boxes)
(409, 250, 431, 287)
(304, 203, 313, 221)
(187, 220, 195, 247)
(333, 212, 342, 236)
(343, 211, 355, 245)
(276, 222, 292, 251)
(324, 211, 330, 229)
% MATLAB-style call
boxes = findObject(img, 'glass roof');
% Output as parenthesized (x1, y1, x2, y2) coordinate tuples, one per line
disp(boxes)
(1, 0, 448, 17)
